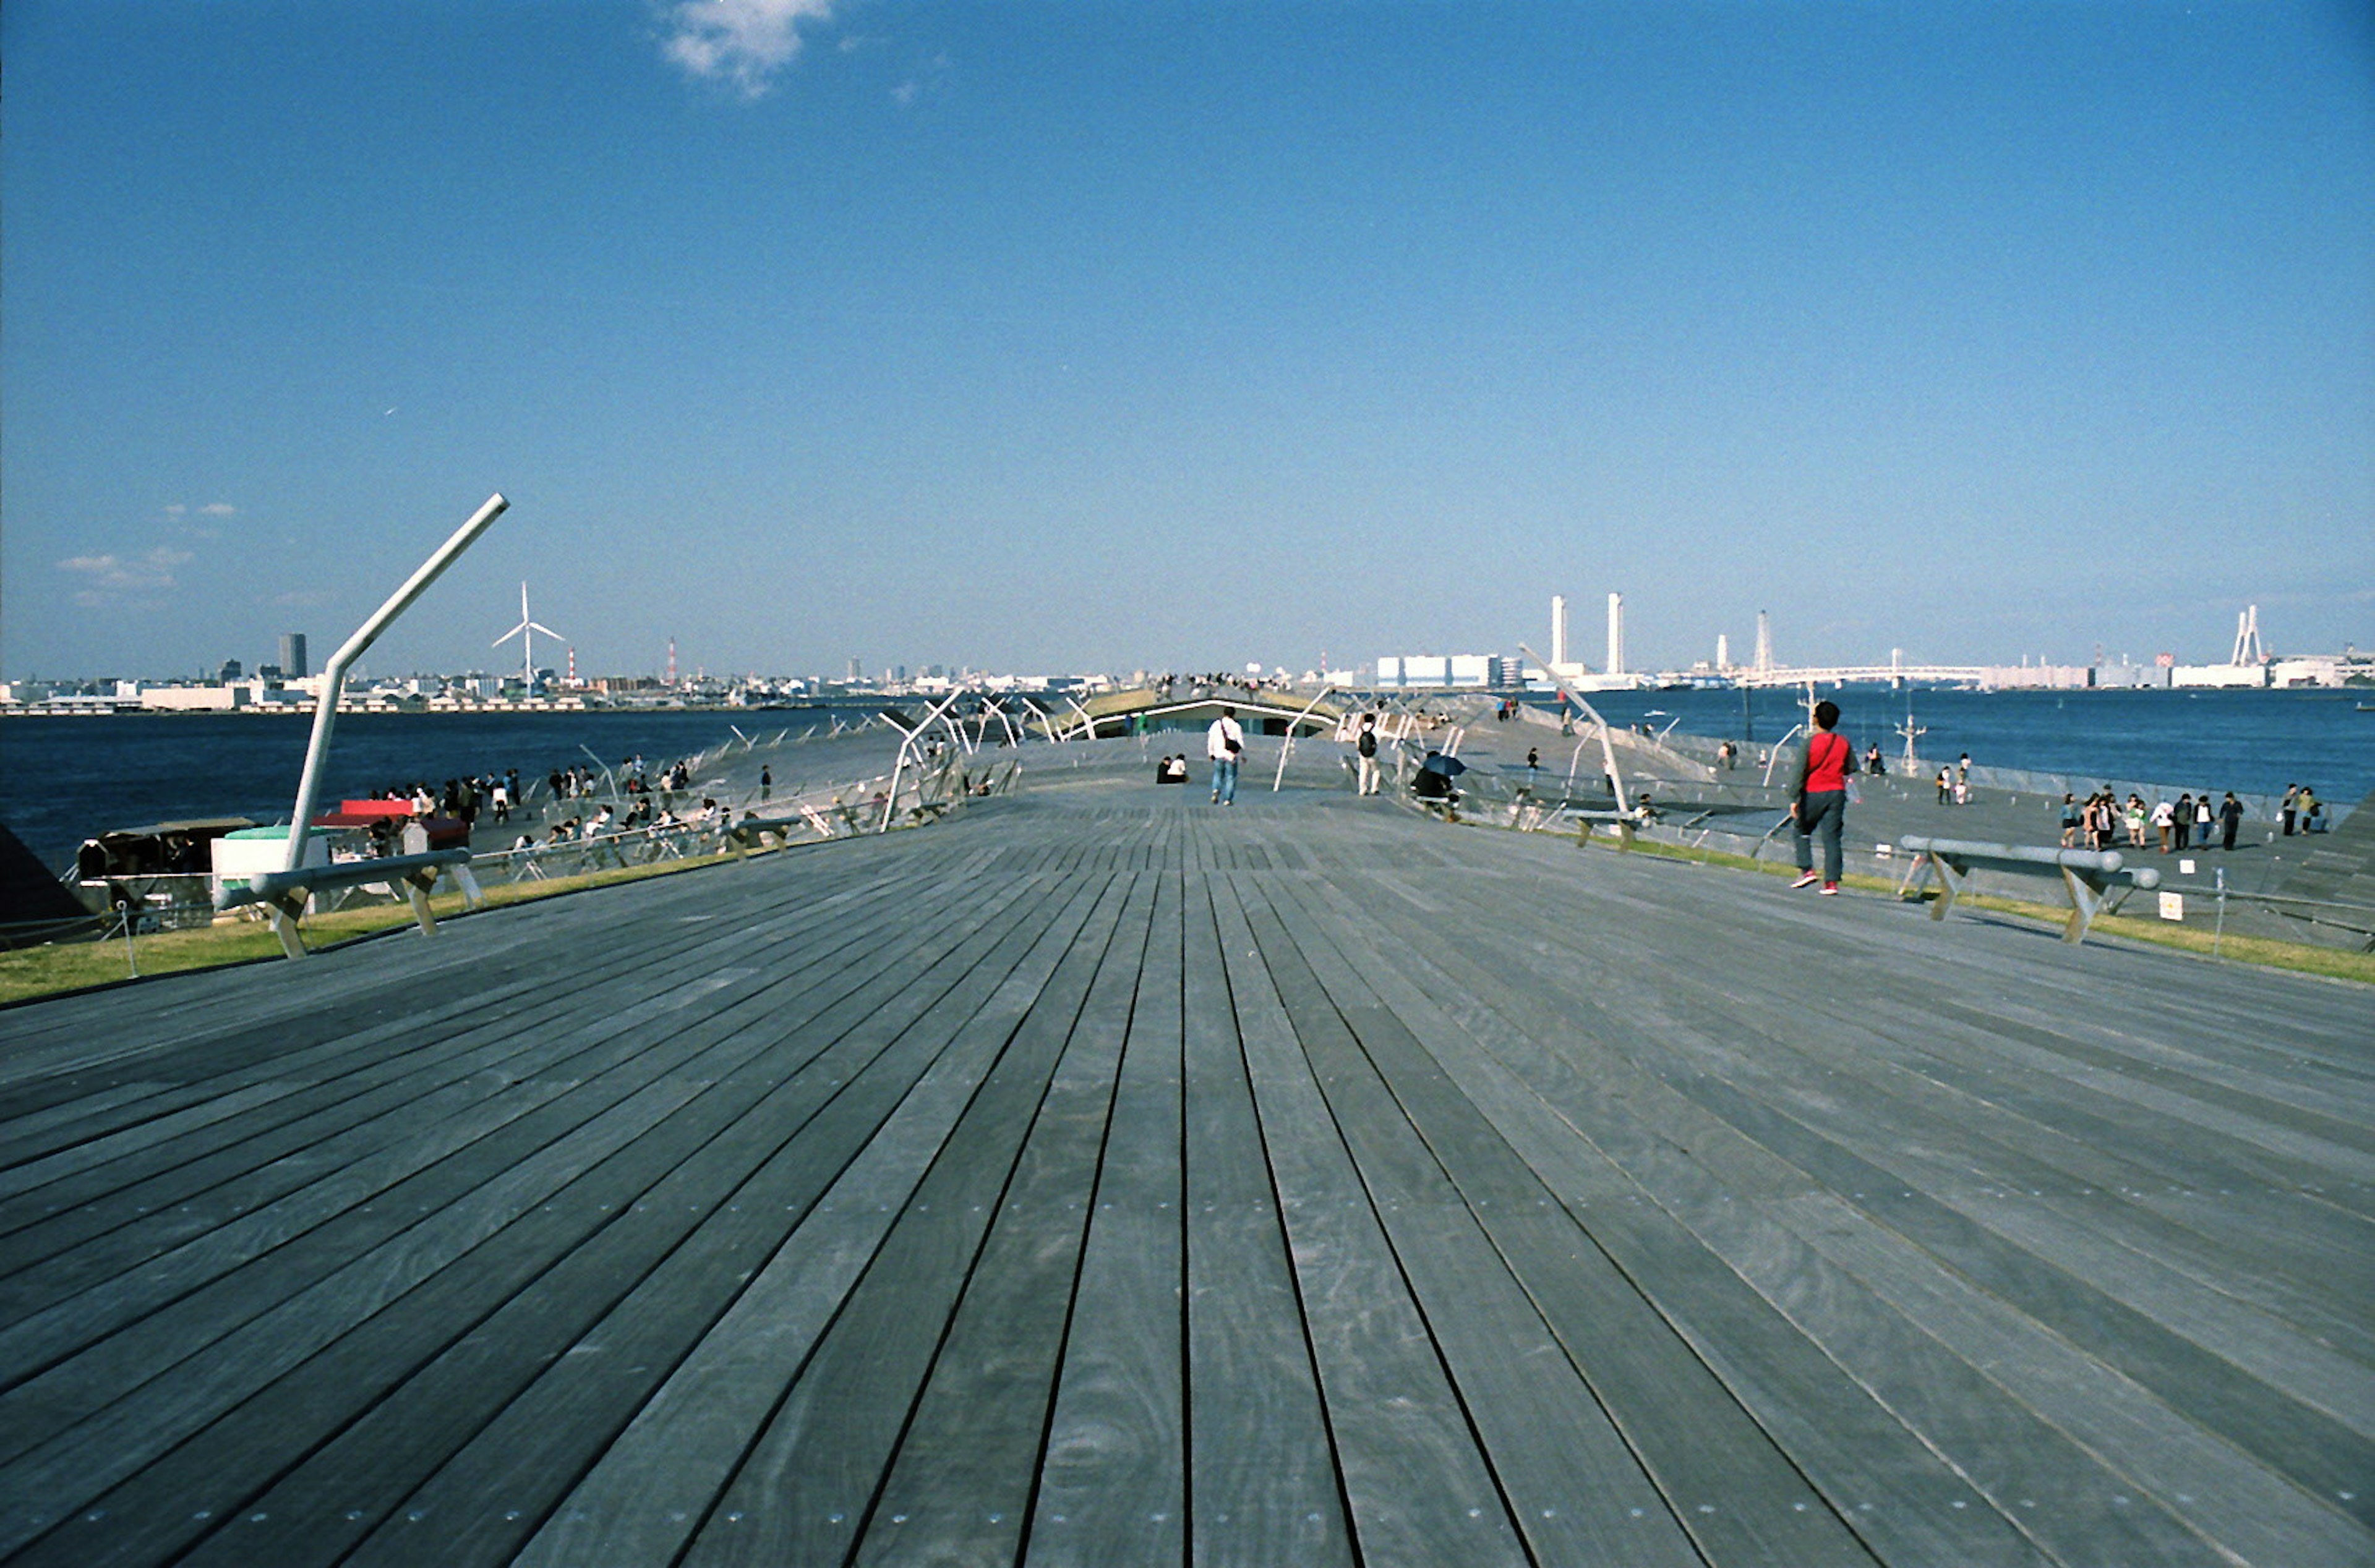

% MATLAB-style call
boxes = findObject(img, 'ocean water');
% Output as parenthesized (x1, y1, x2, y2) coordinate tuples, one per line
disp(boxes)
(1544, 686, 2372, 796)
(2, 688, 2367, 875)
(0, 707, 849, 874)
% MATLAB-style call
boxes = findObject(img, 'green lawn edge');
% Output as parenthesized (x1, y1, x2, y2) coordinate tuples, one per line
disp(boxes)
(0, 851, 751, 1008)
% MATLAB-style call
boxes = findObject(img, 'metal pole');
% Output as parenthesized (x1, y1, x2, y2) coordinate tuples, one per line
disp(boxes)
(1518, 643, 1626, 811)
(1273, 688, 1335, 791)
(285, 494, 509, 871)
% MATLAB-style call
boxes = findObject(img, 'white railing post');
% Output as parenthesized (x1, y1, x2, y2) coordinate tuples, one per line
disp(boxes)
(285, 493, 508, 871)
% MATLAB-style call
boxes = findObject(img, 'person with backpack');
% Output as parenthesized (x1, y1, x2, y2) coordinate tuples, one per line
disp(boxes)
(1207, 705, 1246, 806)
(1354, 714, 1382, 795)
(1790, 699, 1854, 896)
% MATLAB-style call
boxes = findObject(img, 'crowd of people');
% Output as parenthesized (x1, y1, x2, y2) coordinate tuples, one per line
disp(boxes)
(351, 751, 733, 856)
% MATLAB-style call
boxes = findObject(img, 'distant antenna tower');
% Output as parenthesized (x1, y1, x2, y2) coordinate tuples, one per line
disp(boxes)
(1754, 610, 1773, 676)
(565, 646, 576, 686)
(2230, 605, 2266, 665)
(667, 637, 678, 687)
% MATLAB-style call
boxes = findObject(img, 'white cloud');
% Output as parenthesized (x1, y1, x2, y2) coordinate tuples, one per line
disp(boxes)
(58, 547, 194, 602)
(199, 502, 236, 517)
(661, 0, 832, 98)
(893, 52, 951, 108)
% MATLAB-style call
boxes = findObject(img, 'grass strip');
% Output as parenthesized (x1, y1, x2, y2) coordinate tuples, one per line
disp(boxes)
(1586, 832, 2375, 985)
(0, 853, 745, 1007)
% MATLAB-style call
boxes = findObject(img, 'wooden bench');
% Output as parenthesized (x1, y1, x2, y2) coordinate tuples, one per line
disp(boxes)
(213, 848, 483, 959)
(1897, 835, 2161, 945)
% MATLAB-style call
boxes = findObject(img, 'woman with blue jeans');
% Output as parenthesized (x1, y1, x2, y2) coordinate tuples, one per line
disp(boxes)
(1791, 699, 1851, 895)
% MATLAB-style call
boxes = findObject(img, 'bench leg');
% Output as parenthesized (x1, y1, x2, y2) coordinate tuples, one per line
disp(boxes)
(404, 871, 439, 937)
(2061, 867, 2108, 945)
(452, 864, 486, 911)
(266, 894, 307, 960)
(1927, 853, 1964, 921)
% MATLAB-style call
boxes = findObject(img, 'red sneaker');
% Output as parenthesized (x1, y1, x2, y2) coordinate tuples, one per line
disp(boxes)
(1790, 871, 1820, 889)
(1820, 883, 1840, 895)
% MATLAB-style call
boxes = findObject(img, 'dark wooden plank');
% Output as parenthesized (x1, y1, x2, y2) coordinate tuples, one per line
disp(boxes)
(1238, 884, 1708, 1568)
(0, 848, 959, 1243)
(1301, 831, 2375, 1558)
(1025, 868, 1188, 1566)
(155, 874, 1098, 1568)
(842, 877, 1150, 1568)
(1178, 875, 1350, 1568)
(0, 853, 995, 1323)
(493, 874, 1106, 1567)
(674, 876, 1131, 1567)
(1278, 857, 2063, 1567)
(312, 864, 1087, 1568)
(1260, 870, 1882, 1567)
(0, 864, 1063, 1549)
(1206, 873, 1531, 1568)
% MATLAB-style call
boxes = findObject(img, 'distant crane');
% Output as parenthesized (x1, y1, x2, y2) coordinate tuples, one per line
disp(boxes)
(493, 583, 565, 688)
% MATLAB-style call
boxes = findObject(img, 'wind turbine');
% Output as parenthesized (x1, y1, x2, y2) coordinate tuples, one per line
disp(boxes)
(493, 582, 565, 688)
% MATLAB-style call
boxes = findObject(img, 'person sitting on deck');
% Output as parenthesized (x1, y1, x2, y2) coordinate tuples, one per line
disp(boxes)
(1155, 754, 1189, 785)
(1413, 751, 1465, 802)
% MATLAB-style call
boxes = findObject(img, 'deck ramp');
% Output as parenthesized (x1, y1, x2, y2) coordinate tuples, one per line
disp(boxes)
(0, 775, 2368, 1567)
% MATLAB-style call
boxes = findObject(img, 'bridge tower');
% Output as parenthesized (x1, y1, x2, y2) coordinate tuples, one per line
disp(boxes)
(2230, 605, 2266, 665)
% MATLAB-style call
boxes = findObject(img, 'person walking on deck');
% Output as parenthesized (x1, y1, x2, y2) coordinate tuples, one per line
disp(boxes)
(2281, 784, 2299, 836)
(1208, 705, 1244, 806)
(1790, 700, 1853, 896)
(1354, 714, 1382, 796)
(2219, 791, 2244, 851)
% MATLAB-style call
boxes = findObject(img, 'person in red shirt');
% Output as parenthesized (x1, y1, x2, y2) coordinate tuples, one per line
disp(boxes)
(1790, 699, 1853, 895)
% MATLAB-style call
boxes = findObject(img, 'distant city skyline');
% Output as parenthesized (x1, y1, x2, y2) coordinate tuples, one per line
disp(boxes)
(4, 2, 2369, 681)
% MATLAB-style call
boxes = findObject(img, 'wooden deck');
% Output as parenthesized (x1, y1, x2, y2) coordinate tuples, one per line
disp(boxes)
(1, 772, 2369, 1566)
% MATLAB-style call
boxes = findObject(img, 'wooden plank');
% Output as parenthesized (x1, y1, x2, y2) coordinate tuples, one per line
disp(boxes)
(1236, 885, 1708, 1568)
(314, 863, 1089, 1568)
(498, 872, 1114, 1567)
(843, 876, 1150, 1568)
(0, 849, 958, 1242)
(0, 853, 991, 1314)
(156, 874, 1092, 1568)
(1205, 873, 1530, 1568)
(675, 876, 1132, 1567)
(1178, 875, 1350, 1568)
(1025, 869, 1188, 1566)
(1276, 858, 2061, 1567)
(1260, 869, 1880, 1567)
(0, 863, 1065, 1549)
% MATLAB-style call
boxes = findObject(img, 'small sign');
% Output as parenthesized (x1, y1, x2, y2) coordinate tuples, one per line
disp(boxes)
(1874, 843, 1893, 857)
(2178, 858, 2196, 875)
(2159, 892, 2185, 922)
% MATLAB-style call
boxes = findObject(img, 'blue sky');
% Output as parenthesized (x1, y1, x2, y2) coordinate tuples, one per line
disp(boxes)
(5, 0, 2370, 681)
